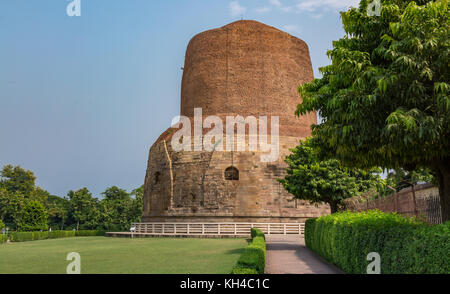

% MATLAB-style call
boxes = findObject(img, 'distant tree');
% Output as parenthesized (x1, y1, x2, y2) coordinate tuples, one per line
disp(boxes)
(129, 185, 144, 223)
(17, 201, 48, 231)
(31, 186, 50, 204)
(0, 165, 36, 198)
(386, 168, 435, 191)
(0, 188, 26, 228)
(279, 139, 383, 213)
(100, 186, 134, 231)
(297, 1, 450, 220)
(67, 188, 100, 230)
(0, 219, 4, 230)
(45, 195, 70, 230)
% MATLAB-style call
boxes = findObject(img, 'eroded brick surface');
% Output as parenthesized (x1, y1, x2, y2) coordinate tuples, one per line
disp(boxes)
(142, 21, 329, 223)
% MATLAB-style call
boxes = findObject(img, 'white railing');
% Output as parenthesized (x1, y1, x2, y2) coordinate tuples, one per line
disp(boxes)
(130, 223, 305, 236)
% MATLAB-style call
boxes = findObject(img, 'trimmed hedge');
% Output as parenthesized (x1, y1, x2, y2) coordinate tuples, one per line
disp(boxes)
(251, 227, 265, 240)
(305, 210, 450, 274)
(0, 234, 8, 243)
(232, 228, 266, 274)
(8, 230, 105, 242)
(75, 230, 106, 236)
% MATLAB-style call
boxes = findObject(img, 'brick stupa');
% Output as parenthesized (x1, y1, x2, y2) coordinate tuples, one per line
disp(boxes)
(142, 20, 329, 222)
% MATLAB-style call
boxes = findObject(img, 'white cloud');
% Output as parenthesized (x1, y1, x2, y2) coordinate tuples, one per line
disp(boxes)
(296, 0, 359, 12)
(310, 13, 323, 19)
(229, 1, 247, 17)
(270, 0, 282, 7)
(256, 6, 272, 13)
(266, 0, 359, 15)
(269, 0, 294, 12)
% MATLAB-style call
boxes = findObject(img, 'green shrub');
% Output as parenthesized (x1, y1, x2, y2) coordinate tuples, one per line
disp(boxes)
(0, 234, 8, 243)
(305, 210, 450, 274)
(250, 228, 265, 240)
(9, 230, 104, 242)
(232, 231, 266, 274)
(231, 267, 259, 274)
(75, 230, 105, 236)
(16, 201, 48, 232)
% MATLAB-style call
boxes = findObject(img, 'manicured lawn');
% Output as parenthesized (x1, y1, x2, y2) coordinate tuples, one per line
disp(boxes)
(0, 237, 247, 274)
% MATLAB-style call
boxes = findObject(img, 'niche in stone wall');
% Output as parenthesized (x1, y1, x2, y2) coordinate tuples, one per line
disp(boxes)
(224, 166, 239, 181)
(154, 172, 161, 184)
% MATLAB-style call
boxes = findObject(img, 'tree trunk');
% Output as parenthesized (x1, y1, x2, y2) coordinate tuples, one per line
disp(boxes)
(330, 201, 339, 214)
(435, 159, 450, 222)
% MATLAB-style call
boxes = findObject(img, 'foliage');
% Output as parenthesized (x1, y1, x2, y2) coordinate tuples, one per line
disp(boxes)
(279, 138, 383, 212)
(75, 230, 106, 236)
(129, 185, 144, 223)
(305, 210, 450, 273)
(250, 228, 265, 240)
(230, 267, 259, 274)
(99, 186, 141, 231)
(232, 229, 266, 274)
(45, 195, 70, 230)
(17, 201, 48, 232)
(67, 188, 100, 230)
(0, 188, 26, 227)
(8, 230, 104, 242)
(297, 0, 450, 220)
(386, 167, 434, 190)
(0, 219, 6, 243)
(0, 165, 36, 198)
(0, 164, 143, 232)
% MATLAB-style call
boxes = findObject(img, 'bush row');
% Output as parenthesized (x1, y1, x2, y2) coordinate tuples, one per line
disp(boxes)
(7, 230, 105, 242)
(250, 227, 265, 240)
(0, 234, 8, 243)
(232, 228, 266, 274)
(305, 210, 450, 274)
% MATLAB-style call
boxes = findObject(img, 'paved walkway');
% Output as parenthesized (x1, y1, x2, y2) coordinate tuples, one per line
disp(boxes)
(265, 235, 343, 274)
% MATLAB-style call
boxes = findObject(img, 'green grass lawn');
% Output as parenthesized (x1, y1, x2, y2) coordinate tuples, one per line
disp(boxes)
(0, 237, 247, 274)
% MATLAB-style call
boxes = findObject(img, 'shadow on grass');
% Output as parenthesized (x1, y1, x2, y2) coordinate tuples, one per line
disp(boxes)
(225, 247, 246, 255)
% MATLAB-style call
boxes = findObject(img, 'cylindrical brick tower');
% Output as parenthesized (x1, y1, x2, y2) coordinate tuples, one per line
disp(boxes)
(142, 20, 329, 223)
(180, 20, 316, 137)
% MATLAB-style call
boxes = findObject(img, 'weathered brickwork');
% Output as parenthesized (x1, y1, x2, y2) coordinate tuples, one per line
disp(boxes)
(142, 20, 330, 223)
(343, 184, 442, 224)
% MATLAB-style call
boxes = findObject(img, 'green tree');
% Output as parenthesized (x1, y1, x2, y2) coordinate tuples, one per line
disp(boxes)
(0, 165, 36, 198)
(0, 188, 26, 228)
(67, 188, 100, 230)
(129, 185, 144, 223)
(45, 195, 69, 230)
(279, 139, 383, 213)
(100, 186, 134, 231)
(297, 0, 450, 220)
(386, 167, 434, 190)
(17, 201, 48, 231)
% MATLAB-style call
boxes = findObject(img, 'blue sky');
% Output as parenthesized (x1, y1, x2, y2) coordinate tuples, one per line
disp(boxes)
(0, 0, 360, 197)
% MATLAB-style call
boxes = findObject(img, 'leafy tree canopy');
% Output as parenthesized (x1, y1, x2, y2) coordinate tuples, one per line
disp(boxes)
(279, 138, 383, 213)
(0, 165, 36, 198)
(67, 188, 100, 230)
(297, 0, 450, 219)
(17, 201, 48, 232)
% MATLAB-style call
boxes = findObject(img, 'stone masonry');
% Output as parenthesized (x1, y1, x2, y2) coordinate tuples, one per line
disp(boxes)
(142, 20, 330, 223)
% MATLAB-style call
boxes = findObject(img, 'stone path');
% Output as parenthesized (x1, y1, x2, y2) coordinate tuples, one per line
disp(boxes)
(265, 235, 343, 274)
